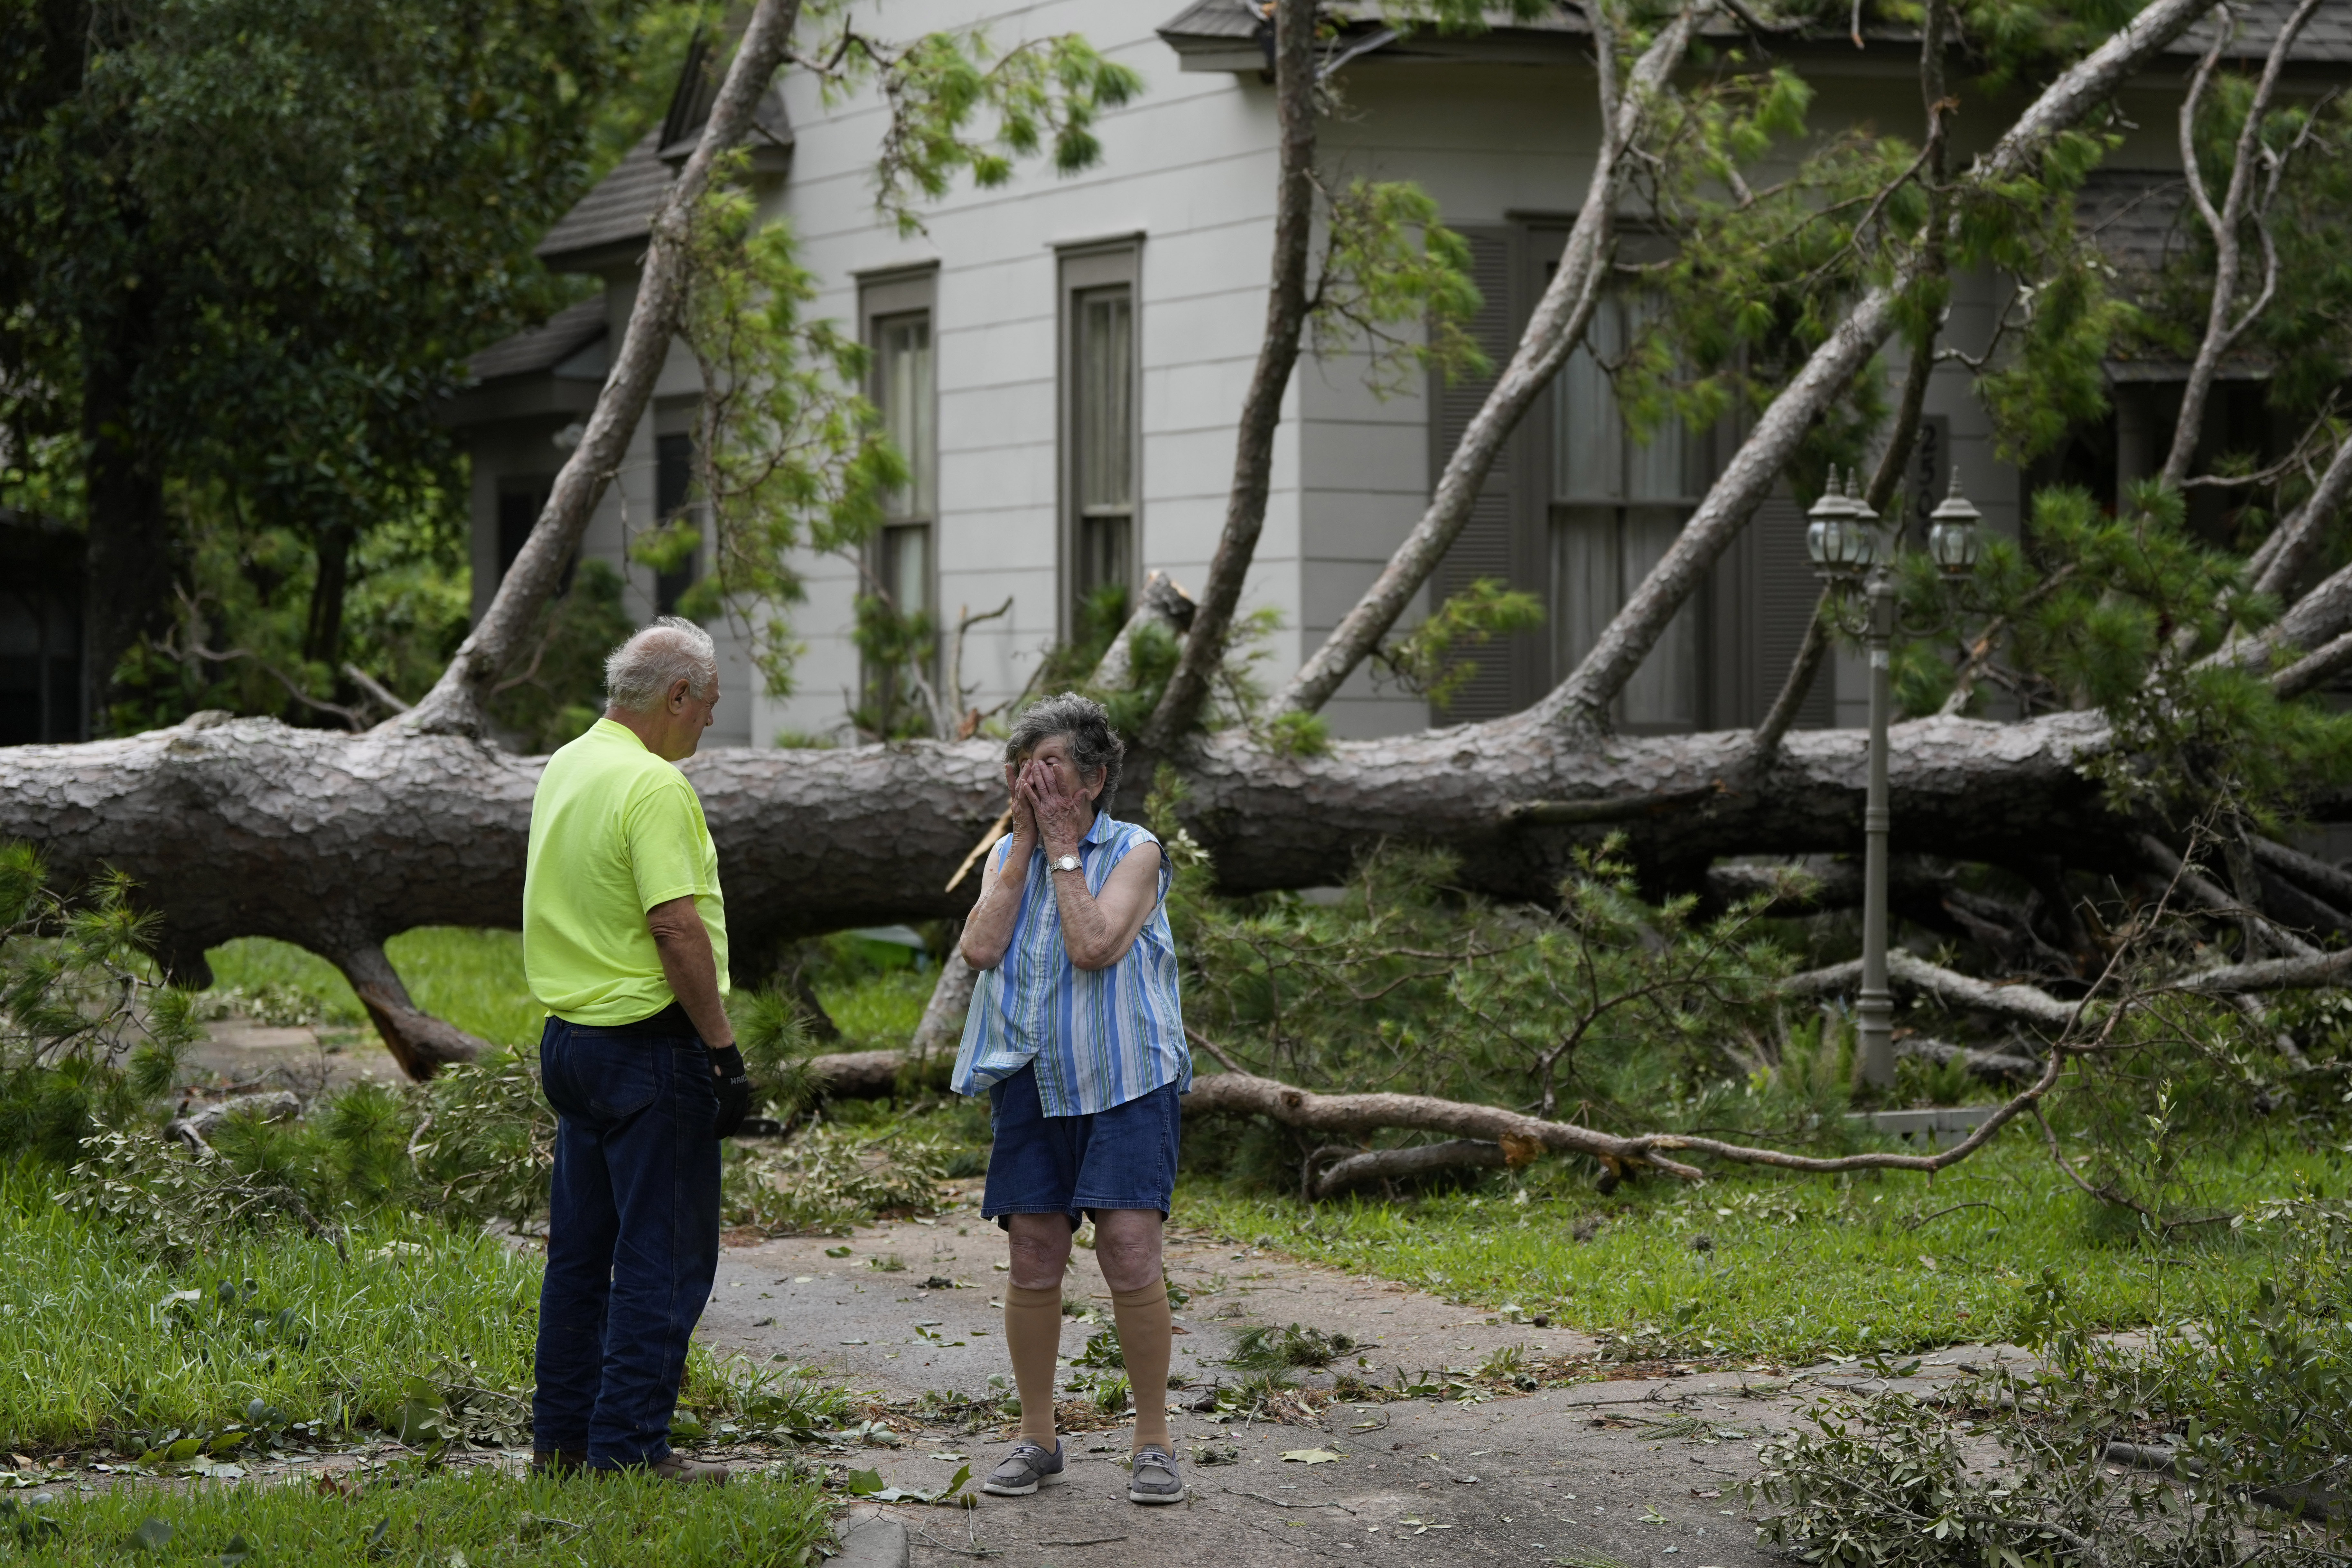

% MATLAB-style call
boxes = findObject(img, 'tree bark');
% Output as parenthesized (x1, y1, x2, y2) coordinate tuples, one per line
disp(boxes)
(2249, 432, 2352, 601)
(1139, 0, 1317, 753)
(1275, 0, 1715, 719)
(0, 704, 2154, 1013)
(394, 0, 804, 738)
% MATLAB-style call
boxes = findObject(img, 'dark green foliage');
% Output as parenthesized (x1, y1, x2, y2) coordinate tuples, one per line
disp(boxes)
(1372, 578, 1545, 713)
(0, 0, 662, 721)
(1751, 1201, 2352, 1564)
(1919, 484, 2352, 824)
(1175, 837, 1799, 1132)
(481, 559, 637, 751)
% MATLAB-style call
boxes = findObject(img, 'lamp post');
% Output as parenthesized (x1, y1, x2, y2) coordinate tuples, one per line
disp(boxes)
(1805, 467, 1981, 1091)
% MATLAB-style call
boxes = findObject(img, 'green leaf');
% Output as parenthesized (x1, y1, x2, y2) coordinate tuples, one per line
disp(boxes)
(133, 1517, 173, 1552)
(844, 1467, 884, 1496)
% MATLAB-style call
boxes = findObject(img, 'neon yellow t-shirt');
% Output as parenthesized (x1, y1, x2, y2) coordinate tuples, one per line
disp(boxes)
(523, 718, 730, 1025)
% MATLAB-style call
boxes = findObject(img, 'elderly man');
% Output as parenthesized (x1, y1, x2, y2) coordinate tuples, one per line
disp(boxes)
(524, 617, 751, 1484)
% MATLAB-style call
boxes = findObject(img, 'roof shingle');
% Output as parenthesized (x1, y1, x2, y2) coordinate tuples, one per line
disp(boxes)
(465, 295, 608, 383)
(536, 130, 671, 272)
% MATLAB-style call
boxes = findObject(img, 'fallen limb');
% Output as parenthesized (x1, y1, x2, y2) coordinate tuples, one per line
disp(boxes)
(2161, 945, 2352, 996)
(1780, 950, 2077, 1030)
(1898, 1037, 2044, 1081)
(801, 1049, 913, 1098)
(165, 1090, 300, 1151)
(2250, 834, 2352, 911)
(2139, 832, 2321, 959)
(1185, 1040, 2067, 1184)
(1310, 1138, 1511, 1198)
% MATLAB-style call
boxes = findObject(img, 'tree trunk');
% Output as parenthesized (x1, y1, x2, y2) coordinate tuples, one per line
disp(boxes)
(80, 284, 176, 726)
(0, 702, 2145, 1005)
(303, 521, 354, 669)
(1139, 0, 1317, 752)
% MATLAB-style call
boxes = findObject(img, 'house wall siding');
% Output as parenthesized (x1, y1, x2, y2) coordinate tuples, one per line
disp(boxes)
(456, 17, 2224, 751)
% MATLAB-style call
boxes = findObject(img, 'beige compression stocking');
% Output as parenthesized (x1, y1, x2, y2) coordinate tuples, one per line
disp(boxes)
(1003, 1285, 1064, 1448)
(1109, 1282, 1172, 1452)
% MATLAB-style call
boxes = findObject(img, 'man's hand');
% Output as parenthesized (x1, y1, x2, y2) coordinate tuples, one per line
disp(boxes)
(709, 1044, 752, 1139)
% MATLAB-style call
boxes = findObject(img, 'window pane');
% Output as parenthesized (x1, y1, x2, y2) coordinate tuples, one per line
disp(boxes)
(1553, 302, 1621, 502)
(1554, 296, 1693, 503)
(883, 523, 930, 617)
(652, 433, 696, 616)
(1553, 504, 1698, 730)
(876, 312, 934, 521)
(1078, 516, 1132, 604)
(1619, 506, 1699, 728)
(656, 433, 694, 519)
(1076, 287, 1133, 516)
(1551, 505, 1619, 674)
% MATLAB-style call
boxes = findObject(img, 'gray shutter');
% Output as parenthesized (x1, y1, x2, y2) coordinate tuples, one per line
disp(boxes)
(1428, 231, 1520, 724)
(1712, 496, 1832, 729)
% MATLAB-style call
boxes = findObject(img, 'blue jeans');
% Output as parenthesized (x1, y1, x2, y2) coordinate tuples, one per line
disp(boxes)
(532, 1014, 720, 1469)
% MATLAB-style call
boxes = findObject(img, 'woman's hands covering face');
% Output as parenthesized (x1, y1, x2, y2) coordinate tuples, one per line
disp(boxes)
(1013, 753, 1097, 856)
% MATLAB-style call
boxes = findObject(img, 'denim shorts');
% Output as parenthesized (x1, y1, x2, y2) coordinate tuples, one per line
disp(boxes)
(981, 1063, 1181, 1232)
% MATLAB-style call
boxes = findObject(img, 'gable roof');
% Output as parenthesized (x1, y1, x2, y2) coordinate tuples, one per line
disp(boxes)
(535, 29, 794, 275)
(537, 129, 673, 273)
(2181, 0, 2352, 63)
(1158, 0, 2352, 72)
(2078, 168, 2190, 289)
(465, 294, 609, 384)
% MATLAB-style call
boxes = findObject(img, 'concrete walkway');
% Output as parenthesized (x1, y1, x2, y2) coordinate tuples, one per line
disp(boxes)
(695, 1205, 2030, 1568)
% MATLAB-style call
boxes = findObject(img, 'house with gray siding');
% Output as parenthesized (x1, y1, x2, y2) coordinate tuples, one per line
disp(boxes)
(440, 0, 2345, 751)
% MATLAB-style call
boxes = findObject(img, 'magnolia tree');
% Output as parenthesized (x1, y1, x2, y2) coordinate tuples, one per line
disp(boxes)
(5, 0, 2352, 1139)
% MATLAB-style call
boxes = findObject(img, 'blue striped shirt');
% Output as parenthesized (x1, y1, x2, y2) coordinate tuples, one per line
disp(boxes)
(951, 811, 1190, 1117)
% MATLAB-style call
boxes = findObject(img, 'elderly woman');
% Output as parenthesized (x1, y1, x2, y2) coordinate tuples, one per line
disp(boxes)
(953, 693, 1190, 1507)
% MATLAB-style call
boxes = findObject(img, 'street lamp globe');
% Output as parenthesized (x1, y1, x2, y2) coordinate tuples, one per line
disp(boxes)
(1806, 466, 1875, 580)
(1926, 470, 1983, 577)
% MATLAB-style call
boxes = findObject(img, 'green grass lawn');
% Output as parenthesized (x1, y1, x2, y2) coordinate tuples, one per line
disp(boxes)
(204, 931, 932, 1053)
(0, 1465, 831, 1566)
(1178, 1134, 2336, 1365)
(196, 931, 2329, 1368)
(0, 1166, 543, 1450)
(207, 930, 543, 1048)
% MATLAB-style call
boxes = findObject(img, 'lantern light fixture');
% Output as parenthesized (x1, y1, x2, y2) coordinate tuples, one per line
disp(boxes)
(1806, 464, 1877, 579)
(1926, 470, 1983, 577)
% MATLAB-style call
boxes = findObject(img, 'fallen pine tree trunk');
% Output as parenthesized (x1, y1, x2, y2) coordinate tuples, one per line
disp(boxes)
(0, 705, 2150, 1077)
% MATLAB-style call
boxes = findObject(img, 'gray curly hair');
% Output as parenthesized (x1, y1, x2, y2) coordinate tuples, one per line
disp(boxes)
(605, 617, 718, 712)
(1006, 692, 1123, 809)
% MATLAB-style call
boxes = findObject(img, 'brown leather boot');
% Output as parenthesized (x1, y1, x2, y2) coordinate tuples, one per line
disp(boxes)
(530, 1450, 586, 1477)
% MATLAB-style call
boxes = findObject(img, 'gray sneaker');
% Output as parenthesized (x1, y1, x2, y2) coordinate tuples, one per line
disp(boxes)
(1128, 1444, 1185, 1505)
(981, 1439, 1065, 1496)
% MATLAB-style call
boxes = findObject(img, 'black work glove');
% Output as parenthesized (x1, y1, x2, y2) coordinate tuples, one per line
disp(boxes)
(710, 1044, 753, 1140)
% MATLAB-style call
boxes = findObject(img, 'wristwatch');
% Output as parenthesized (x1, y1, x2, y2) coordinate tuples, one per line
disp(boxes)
(1049, 853, 1083, 873)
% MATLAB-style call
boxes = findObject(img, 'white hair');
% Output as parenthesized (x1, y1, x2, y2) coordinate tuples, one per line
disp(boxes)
(604, 618, 718, 712)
